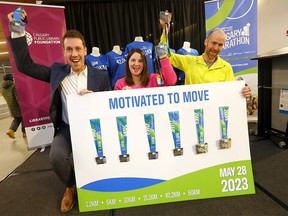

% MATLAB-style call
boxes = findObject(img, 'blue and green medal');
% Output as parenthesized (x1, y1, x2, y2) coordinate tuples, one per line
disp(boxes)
(219, 106, 231, 149)
(116, 116, 130, 162)
(194, 109, 208, 154)
(168, 111, 183, 156)
(89, 118, 106, 164)
(144, 113, 158, 159)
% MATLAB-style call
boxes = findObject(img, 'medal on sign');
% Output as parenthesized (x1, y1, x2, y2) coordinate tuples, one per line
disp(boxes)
(168, 111, 183, 156)
(89, 118, 106, 164)
(116, 116, 129, 162)
(219, 106, 232, 149)
(144, 114, 158, 159)
(194, 109, 208, 154)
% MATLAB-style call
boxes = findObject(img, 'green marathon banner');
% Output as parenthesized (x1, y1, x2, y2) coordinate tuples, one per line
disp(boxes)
(205, 0, 258, 96)
(67, 81, 255, 212)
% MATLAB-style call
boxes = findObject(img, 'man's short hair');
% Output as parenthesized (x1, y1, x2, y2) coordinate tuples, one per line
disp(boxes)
(61, 29, 86, 48)
(207, 28, 226, 39)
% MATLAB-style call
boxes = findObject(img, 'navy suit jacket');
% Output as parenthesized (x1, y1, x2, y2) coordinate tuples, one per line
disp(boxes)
(8, 36, 111, 130)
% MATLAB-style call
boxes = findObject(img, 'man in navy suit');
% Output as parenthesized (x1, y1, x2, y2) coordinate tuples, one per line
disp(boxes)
(7, 10, 111, 213)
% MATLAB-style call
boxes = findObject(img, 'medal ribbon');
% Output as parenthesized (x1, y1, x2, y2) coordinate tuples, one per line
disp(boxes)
(89, 119, 104, 157)
(219, 106, 229, 141)
(194, 109, 205, 144)
(168, 111, 181, 149)
(116, 116, 128, 155)
(155, 55, 164, 85)
(144, 114, 156, 152)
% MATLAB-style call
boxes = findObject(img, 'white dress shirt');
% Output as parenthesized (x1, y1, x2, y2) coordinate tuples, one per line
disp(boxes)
(60, 68, 88, 124)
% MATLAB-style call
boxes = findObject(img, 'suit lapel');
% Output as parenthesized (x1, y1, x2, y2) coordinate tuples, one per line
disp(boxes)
(51, 65, 71, 94)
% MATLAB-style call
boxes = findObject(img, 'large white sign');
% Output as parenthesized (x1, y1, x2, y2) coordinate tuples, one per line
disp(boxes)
(67, 81, 255, 212)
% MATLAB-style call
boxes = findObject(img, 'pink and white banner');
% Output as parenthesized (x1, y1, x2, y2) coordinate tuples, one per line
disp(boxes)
(0, 2, 66, 149)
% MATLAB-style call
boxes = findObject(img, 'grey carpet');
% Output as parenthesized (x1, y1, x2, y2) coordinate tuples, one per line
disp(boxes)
(0, 136, 287, 216)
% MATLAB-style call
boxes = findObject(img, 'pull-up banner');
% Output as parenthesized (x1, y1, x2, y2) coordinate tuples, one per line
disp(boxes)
(205, 0, 258, 93)
(67, 81, 255, 212)
(0, 2, 66, 149)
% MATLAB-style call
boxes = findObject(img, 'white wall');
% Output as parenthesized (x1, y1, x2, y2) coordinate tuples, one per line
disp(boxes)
(258, 0, 288, 54)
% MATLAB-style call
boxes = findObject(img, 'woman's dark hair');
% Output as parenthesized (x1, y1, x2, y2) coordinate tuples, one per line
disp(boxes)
(3, 73, 13, 81)
(124, 48, 149, 87)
